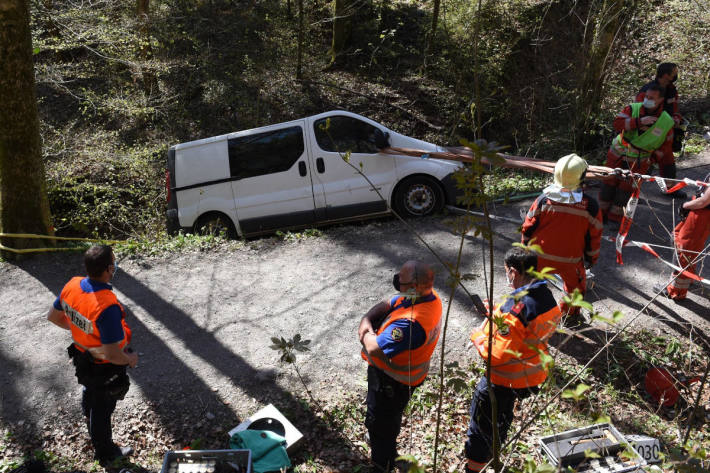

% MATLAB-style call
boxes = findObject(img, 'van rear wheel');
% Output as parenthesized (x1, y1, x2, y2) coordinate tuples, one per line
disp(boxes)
(393, 176, 444, 218)
(194, 213, 236, 239)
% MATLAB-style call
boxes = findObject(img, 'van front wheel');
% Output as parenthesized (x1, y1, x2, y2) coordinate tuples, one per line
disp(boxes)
(194, 213, 237, 239)
(392, 176, 444, 218)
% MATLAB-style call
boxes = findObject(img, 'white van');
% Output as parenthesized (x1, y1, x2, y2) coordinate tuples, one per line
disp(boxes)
(166, 110, 462, 237)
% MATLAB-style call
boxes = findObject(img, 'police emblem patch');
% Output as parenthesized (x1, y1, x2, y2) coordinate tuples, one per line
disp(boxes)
(391, 327, 404, 341)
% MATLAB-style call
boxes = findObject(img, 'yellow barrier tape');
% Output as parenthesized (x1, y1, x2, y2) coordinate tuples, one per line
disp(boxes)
(0, 244, 87, 254)
(0, 234, 127, 254)
(0, 233, 124, 244)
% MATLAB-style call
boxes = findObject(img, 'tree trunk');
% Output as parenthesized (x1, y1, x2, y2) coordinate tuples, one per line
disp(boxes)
(575, 0, 628, 150)
(328, 0, 351, 67)
(423, 0, 440, 69)
(0, 0, 54, 257)
(296, 0, 304, 79)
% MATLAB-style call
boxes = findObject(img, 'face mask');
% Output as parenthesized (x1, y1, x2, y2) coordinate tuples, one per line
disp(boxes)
(643, 98, 656, 109)
(392, 273, 401, 292)
(506, 269, 514, 288)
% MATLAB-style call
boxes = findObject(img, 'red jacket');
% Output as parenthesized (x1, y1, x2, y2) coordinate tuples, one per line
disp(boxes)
(522, 193, 603, 267)
(612, 103, 664, 134)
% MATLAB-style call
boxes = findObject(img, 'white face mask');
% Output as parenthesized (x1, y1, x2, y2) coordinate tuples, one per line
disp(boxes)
(643, 98, 657, 109)
(506, 269, 515, 288)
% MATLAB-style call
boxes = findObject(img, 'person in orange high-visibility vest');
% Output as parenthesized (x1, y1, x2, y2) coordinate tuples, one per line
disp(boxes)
(658, 174, 710, 300)
(359, 261, 442, 472)
(464, 248, 561, 473)
(47, 245, 138, 465)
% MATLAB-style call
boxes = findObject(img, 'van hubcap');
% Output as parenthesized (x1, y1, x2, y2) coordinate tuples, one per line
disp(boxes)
(405, 184, 435, 215)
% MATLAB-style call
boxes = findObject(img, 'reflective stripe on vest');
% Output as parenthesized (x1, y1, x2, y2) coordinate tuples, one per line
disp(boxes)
(60, 277, 130, 363)
(528, 203, 603, 231)
(471, 303, 561, 388)
(361, 290, 443, 386)
(539, 253, 581, 264)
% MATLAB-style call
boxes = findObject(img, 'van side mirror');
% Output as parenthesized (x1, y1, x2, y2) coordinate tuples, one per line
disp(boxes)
(374, 129, 390, 149)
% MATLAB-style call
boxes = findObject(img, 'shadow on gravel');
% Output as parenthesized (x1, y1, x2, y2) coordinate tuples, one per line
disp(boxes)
(18, 261, 367, 470)
(328, 215, 522, 317)
(0, 347, 41, 443)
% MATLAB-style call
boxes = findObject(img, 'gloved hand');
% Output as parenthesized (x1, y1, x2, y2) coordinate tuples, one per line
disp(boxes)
(679, 205, 690, 220)
(584, 260, 593, 270)
(640, 115, 658, 126)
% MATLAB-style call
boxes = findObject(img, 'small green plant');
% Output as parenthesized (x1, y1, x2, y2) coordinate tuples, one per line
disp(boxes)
(274, 228, 323, 242)
(592, 310, 625, 327)
(561, 383, 591, 402)
(270, 334, 311, 363)
(115, 231, 243, 257)
(189, 438, 204, 450)
(562, 289, 595, 314)
(509, 456, 556, 473)
(0, 459, 22, 473)
(395, 454, 427, 473)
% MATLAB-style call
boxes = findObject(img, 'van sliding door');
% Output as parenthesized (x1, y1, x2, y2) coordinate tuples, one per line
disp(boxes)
(228, 123, 317, 234)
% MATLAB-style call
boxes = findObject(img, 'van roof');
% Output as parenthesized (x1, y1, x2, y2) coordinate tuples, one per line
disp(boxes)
(169, 110, 375, 151)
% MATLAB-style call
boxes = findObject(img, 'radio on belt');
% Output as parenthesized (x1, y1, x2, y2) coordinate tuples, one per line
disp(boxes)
(228, 404, 303, 452)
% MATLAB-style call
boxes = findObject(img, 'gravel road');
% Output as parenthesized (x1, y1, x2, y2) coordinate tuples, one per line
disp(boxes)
(1, 154, 708, 469)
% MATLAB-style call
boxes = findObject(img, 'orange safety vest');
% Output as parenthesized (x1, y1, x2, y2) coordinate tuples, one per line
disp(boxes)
(361, 291, 443, 386)
(60, 277, 131, 363)
(471, 299, 561, 389)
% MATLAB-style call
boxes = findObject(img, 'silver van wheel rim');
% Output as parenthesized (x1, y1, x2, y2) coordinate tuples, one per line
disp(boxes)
(405, 184, 435, 215)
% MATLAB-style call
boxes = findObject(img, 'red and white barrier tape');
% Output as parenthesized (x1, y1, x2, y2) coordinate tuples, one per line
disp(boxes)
(604, 235, 710, 287)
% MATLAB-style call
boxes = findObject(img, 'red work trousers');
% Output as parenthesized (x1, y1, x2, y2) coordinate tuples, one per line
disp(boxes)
(656, 140, 675, 169)
(667, 208, 710, 300)
(539, 257, 586, 315)
(598, 151, 650, 222)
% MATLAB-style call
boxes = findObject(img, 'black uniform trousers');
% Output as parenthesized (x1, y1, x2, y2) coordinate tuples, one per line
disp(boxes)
(464, 377, 538, 468)
(81, 384, 120, 459)
(69, 344, 129, 461)
(365, 365, 420, 472)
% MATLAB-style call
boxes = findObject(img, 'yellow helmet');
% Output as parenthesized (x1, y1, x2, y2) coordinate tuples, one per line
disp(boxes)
(553, 154, 588, 189)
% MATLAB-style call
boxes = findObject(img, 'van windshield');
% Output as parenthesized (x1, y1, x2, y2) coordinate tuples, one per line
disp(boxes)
(314, 116, 380, 154)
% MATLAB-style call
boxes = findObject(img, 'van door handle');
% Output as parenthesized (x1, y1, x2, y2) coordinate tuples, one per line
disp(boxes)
(298, 161, 307, 176)
(316, 158, 325, 173)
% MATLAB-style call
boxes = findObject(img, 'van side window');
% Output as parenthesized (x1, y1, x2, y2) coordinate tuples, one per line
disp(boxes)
(314, 116, 380, 154)
(228, 126, 304, 179)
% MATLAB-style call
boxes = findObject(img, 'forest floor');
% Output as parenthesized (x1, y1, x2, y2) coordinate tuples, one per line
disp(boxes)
(1, 151, 710, 473)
